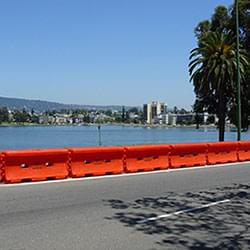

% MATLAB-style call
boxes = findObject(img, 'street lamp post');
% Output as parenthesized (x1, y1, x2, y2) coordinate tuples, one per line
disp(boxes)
(98, 124, 102, 146)
(236, 0, 241, 141)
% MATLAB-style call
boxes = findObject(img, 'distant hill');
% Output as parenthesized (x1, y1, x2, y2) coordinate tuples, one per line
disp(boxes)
(0, 96, 131, 112)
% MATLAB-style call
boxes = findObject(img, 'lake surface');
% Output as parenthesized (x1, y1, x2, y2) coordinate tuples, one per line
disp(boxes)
(0, 125, 250, 150)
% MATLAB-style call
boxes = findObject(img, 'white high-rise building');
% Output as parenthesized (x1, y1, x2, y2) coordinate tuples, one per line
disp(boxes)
(143, 101, 167, 124)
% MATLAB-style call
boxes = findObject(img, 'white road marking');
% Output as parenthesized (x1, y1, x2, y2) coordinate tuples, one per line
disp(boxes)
(138, 199, 231, 224)
(0, 161, 249, 187)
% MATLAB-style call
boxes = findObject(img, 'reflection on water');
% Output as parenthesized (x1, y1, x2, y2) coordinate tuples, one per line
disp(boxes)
(0, 125, 249, 150)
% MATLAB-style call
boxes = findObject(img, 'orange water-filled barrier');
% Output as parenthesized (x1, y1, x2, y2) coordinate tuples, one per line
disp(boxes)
(238, 141, 250, 161)
(0, 153, 4, 183)
(169, 143, 207, 168)
(69, 146, 124, 177)
(0, 140, 249, 184)
(125, 144, 170, 173)
(2, 149, 69, 183)
(207, 141, 238, 165)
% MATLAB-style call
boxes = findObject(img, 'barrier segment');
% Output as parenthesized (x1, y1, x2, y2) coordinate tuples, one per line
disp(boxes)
(0, 152, 4, 183)
(207, 141, 238, 165)
(2, 149, 69, 183)
(69, 146, 124, 177)
(125, 144, 171, 173)
(238, 141, 250, 161)
(169, 143, 207, 168)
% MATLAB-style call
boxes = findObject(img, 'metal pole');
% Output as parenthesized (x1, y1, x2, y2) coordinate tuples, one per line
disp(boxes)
(236, 0, 241, 141)
(98, 124, 102, 146)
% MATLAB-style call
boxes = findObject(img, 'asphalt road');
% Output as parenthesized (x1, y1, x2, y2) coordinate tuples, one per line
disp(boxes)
(0, 163, 250, 250)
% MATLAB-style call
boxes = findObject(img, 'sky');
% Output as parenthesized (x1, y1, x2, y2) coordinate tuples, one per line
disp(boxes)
(0, 0, 233, 109)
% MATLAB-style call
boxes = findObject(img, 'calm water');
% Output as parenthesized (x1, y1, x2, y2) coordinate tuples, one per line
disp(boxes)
(0, 125, 250, 150)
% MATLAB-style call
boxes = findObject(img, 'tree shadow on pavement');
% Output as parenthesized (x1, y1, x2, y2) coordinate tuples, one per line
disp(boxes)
(104, 184, 250, 250)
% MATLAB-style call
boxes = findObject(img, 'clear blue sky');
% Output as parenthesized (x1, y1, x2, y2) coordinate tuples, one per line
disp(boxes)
(0, 0, 233, 109)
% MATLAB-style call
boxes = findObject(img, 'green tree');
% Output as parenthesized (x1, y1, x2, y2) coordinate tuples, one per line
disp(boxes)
(189, 31, 248, 141)
(121, 106, 126, 123)
(194, 6, 230, 39)
(13, 110, 31, 123)
(114, 115, 122, 123)
(83, 114, 90, 123)
(0, 107, 9, 123)
(104, 110, 112, 116)
(226, 0, 250, 129)
(207, 115, 215, 124)
(210, 6, 230, 32)
(31, 115, 39, 123)
(195, 20, 211, 39)
(193, 1, 250, 131)
(173, 106, 178, 114)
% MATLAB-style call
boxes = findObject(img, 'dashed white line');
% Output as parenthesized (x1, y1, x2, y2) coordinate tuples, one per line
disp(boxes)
(138, 199, 231, 224)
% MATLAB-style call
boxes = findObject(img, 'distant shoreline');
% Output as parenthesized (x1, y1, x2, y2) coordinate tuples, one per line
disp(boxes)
(0, 122, 220, 129)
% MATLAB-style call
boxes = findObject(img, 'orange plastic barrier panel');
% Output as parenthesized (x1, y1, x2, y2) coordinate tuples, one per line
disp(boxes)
(69, 146, 124, 177)
(125, 144, 170, 173)
(207, 141, 238, 165)
(2, 149, 69, 183)
(169, 143, 207, 168)
(238, 141, 250, 161)
(0, 153, 4, 183)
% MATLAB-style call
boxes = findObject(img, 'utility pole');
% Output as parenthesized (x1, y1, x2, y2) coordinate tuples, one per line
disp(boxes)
(236, 0, 241, 141)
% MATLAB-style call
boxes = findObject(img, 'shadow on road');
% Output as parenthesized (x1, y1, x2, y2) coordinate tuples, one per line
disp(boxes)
(104, 184, 250, 250)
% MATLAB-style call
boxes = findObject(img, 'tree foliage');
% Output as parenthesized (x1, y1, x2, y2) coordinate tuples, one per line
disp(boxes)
(13, 110, 31, 123)
(0, 107, 9, 123)
(190, 1, 250, 140)
(190, 31, 248, 141)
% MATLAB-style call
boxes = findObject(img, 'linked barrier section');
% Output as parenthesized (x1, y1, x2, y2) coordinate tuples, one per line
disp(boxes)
(0, 141, 249, 184)
(2, 149, 69, 184)
(125, 145, 170, 173)
(238, 141, 250, 161)
(69, 146, 124, 178)
(207, 141, 238, 165)
(0, 153, 4, 183)
(169, 143, 207, 168)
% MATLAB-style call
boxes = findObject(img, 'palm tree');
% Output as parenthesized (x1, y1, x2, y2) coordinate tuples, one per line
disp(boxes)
(189, 31, 248, 141)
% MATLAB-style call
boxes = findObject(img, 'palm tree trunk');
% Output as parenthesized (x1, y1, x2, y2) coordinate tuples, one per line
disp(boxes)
(218, 87, 226, 141)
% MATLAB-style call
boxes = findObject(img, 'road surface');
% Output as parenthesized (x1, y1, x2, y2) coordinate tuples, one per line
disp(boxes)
(0, 162, 250, 250)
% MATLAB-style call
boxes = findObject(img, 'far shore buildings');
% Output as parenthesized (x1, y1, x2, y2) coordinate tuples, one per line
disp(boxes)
(143, 101, 168, 125)
(143, 101, 212, 126)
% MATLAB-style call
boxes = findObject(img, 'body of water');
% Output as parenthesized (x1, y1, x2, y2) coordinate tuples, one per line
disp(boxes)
(0, 125, 249, 150)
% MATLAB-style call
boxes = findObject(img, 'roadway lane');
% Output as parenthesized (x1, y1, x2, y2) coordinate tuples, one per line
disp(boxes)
(0, 162, 250, 250)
